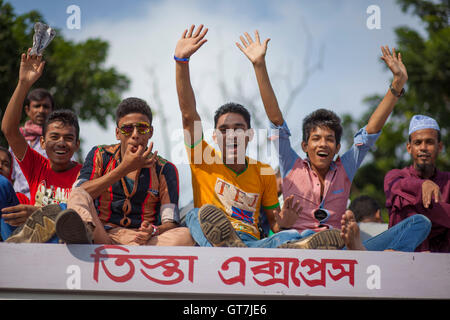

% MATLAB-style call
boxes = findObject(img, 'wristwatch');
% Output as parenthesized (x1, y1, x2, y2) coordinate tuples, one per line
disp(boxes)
(389, 83, 405, 97)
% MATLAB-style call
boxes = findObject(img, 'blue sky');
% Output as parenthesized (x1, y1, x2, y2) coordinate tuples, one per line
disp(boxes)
(8, 0, 425, 205)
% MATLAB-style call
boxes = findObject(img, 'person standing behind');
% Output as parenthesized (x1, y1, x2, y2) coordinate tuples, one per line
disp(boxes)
(348, 195, 388, 242)
(384, 115, 450, 252)
(10, 88, 53, 199)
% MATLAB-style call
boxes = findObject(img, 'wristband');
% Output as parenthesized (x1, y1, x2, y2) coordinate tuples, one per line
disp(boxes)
(174, 55, 189, 63)
(151, 224, 159, 237)
(389, 83, 405, 97)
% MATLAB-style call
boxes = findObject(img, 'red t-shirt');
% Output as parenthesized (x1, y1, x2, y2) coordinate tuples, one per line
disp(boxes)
(17, 146, 82, 206)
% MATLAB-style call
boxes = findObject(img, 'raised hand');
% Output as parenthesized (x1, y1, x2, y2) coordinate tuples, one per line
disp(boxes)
(19, 48, 45, 86)
(380, 45, 408, 84)
(174, 24, 208, 59)
(274, 195, 302, 229)
(236, 30, 270, 66)
(121, 142, 158, 173)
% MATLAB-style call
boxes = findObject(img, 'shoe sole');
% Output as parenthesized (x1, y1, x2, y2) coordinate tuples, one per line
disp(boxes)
(198, 204, 247, 247)
(6, 204, 61, 243)
(279, 229, 344, 250)
(55, 209, 92, 244)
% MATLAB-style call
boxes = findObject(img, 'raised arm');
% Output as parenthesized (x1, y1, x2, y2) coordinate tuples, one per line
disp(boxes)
(1, 49, 45, 160)
(365, 46, 408, 134)
(236, 30, 284, 126)
(174, 24, 208, 145)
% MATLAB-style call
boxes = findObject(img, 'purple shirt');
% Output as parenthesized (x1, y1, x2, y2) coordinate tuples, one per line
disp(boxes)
(385, 166, 450, 252)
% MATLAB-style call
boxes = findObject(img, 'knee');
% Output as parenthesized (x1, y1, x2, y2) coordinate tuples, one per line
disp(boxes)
(411, 214, 432, 235)
(185, 208, 199, 225)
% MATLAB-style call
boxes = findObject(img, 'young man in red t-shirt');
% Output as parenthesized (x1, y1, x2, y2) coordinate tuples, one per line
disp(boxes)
(1, 49, 81, 243)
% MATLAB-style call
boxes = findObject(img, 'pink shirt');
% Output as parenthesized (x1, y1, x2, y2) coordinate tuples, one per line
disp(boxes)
(270, 121, 380, 233)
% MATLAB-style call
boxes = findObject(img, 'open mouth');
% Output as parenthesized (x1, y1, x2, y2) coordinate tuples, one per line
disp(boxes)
(54, 149, 68, 156)
(316, 151, 329, 159)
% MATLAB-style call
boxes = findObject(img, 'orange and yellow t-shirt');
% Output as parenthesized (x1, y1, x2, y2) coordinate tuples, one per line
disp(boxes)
(187, 139, 279, 239)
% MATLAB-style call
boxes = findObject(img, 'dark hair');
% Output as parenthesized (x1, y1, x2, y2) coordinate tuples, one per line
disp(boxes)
(0, 146, 12, 169)
(214, 102, 251, 129)
(25, 88, 54, 110)
(302, 109, 342, 145)
(115, 97, 152, 125)
(349, 195, 380, 222)
(42, 109, 80, 140)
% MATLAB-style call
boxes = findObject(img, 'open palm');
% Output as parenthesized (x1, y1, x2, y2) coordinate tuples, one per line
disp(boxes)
(381, 45, 408, 82)
(174, 24, 208, 59)
(19, 49, 45, 85)
(236, 30, 270, 65)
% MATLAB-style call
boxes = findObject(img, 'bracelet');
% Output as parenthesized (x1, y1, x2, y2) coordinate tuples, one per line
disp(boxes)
(151, 224, 159, 236)
(174, 55, 189, 63)
(389, 83, 405, 97)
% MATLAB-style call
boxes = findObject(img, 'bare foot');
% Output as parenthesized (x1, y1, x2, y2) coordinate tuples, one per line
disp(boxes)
(340, 210, 366, 250)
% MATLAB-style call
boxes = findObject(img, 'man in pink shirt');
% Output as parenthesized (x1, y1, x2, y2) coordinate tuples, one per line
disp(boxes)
(238, 31, 430, 251)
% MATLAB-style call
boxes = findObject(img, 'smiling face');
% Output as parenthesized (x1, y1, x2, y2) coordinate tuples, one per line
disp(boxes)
(25, 97, 53, 126)
(40, 121, 79, 172)
(213, 112, 253, 169)
(407, 128, 442, 178)
(302, 126, 340, 177)
(116, 112, 153, 157)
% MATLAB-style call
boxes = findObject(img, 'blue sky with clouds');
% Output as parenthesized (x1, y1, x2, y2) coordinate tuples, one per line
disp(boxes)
(9, 0, 425, 205)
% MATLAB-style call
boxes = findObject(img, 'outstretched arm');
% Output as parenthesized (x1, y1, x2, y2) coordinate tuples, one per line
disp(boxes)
(366, 46, 408, 134)
(174, 24, 208, 145)
(1, 49, 45, 160)
(236, 31, 284, 126)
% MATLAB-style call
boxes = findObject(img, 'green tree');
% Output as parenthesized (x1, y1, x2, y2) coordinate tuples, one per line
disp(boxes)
(0, 1, 130, 158)
(343, 0, 450, 219)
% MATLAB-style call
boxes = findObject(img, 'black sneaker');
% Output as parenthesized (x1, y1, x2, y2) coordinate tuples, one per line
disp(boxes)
(279, 229, 344, 250)
(6, 204, 61, 243)
(198, 204, 247, 248)
(55, 209, 93, 244)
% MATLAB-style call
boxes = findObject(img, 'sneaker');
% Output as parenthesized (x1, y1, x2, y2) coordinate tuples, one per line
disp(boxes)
(6, 204, 61, 243)
(198, 204, 247, 247)
(279, 229, 344, 250)
(55, 209, 93, 244)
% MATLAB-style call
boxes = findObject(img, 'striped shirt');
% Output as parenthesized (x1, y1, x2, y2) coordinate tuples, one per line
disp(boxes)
(77, 144, 180, 228)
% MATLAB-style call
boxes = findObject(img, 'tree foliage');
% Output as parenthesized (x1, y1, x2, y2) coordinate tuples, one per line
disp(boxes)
(0, 1, 130, 155)
(343, 0, 450, 217)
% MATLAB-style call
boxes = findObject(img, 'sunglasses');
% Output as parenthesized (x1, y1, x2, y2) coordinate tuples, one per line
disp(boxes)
(314, 208, 330, 227)
(118, 122, 152, 136)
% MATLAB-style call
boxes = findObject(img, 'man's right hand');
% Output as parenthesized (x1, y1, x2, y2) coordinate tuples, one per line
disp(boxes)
(19, 48, 45, 87)
(120, 142, 158, 174)
(422, 179, 441, 208)
(174, 24, 208, 59)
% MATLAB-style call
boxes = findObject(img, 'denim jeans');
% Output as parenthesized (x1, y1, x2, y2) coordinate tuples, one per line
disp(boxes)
(185, 206, 431, 252)
(184, 208, 303, 248)
(358, 214, 431, 252)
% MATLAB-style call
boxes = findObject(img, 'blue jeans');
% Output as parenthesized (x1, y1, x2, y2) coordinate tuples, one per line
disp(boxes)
(358, 214, 431, 252)
(184, 208, 303, 248)
(0, 176, 59, 243)
(185, 206, 431, 252)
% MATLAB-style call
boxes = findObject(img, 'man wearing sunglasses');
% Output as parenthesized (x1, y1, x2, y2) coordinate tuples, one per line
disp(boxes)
(239, 30, 431, 251)
(54, 97, 195, 247)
